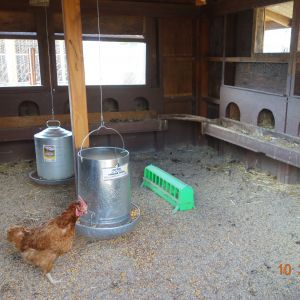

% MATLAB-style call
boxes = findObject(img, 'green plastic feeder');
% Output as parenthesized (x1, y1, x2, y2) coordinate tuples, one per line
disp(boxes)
(141, 164, 194, 212)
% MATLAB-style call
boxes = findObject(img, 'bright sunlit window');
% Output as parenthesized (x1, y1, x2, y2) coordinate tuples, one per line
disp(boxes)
(0, 39, 41, 87)
(263, 28, 291, 53)
(55, 39, 146, 86)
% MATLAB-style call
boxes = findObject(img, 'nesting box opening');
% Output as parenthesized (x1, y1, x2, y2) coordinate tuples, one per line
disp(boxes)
(257, 109, 275, 129)
(226, 102, 240, 121)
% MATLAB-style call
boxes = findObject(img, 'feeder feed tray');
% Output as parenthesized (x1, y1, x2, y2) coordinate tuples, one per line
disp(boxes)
(142, 164, 194, 211)
(76, 203, 140, 240)
(29, 171, 74, 186)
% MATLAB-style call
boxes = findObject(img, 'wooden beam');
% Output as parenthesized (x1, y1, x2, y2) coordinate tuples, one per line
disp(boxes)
(253, 8, 265, 53)
(212, 0, 291, 16)
(53, 13, 144, 35)
(82, 1, 204, 17)
(0, 111, 158, 129)
(0, 119, 167, 143)
(197, 17, 209, 117)
(28, 48, 37, 85)
(62, 0, 89, 152)
(208, 54, 290, 63)
(0, 0, 205, 17)
(289, 0, 300, 97)
(265, 9, 292, 27)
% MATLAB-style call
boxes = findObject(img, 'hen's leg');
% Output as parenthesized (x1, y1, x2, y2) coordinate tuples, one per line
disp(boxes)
(46, 273, 62, 285)
(22, 249, 61, 284)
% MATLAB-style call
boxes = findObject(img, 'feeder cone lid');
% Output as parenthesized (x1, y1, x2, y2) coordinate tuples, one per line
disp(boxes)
(34, 120, 72, 139)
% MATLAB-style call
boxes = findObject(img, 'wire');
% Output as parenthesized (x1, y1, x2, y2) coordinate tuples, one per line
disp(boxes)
(44, 6, 55, 120)
(79, 0, 125, 151)
(96, 0, 104, 125)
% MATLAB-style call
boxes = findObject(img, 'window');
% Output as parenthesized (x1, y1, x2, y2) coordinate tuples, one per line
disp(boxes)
(254, 1, 293, 53)
(263, 28, 291, 53)
(0, 39, 41, 87)
(55, 39, 146, 86)
(55, 39, 68, 86)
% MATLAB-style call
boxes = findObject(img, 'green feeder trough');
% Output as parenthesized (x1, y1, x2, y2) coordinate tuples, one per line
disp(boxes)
(142, 164, 194, 212)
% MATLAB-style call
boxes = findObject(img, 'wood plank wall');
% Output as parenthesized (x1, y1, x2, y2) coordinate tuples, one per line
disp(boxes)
(0, 1, 202, 149)
(159, 18, 196, 114)
(0, 3, 200, 118)
(207, 0, 300, 136)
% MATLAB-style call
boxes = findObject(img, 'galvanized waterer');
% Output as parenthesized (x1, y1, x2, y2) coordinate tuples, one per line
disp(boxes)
(34, 120, 74, 181)
(76, 126, 140, 239)
(75, 0, 139, 239)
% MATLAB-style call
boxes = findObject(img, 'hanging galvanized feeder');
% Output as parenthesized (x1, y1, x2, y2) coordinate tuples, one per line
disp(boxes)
(30, 120, 74, 184)
(75, 0, 139, 239)
(75, 126, 140, 239)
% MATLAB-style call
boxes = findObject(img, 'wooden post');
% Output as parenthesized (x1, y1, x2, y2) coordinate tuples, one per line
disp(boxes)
(289, 0, 300, 97)
(197, 17, 209, 117)
(29, 48, 37, 85)
(61, 0, 89, 154)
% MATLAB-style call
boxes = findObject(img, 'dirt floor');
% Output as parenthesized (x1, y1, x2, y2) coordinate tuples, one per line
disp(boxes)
(1, 145, 300, 300)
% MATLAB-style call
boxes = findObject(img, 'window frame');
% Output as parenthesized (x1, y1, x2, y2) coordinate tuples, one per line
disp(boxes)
(253, 3, 293, 55)
(0, 32, 44, 92)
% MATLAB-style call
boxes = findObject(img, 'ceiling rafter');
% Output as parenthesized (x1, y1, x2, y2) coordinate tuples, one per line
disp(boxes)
(265, 9, 292, 27)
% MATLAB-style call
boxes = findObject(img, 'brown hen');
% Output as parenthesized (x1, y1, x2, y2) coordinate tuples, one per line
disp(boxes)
(7, 197, 88, 284)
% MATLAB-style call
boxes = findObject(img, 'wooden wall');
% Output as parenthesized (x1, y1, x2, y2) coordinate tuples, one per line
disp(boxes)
(0, 1, 202, 159)
(160, 18, 195, 114)
(0, 3, 200, 117)
(207, 0, 300, 136)
(227, 63, 288, 94)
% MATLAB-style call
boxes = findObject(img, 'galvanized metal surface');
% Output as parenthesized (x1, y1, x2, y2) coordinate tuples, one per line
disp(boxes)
(78, 147, 131, 229)
(75, 203, 140, 240)
(28, 170, 74, 185)
(34, 121, 74, 180)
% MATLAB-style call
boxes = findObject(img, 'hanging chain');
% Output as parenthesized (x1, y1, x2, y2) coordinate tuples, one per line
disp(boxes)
(44, 6, 55, 120)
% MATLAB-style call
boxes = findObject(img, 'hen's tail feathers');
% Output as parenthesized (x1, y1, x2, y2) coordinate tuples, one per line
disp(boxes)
(7, 226, 27, 249)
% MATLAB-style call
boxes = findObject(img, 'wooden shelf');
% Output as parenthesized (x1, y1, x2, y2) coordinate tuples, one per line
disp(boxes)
(0, 119, 168, 143)
(0, 111, 158, 129)
(208, 54, 289, 64)
(164, 93, 193, 99)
